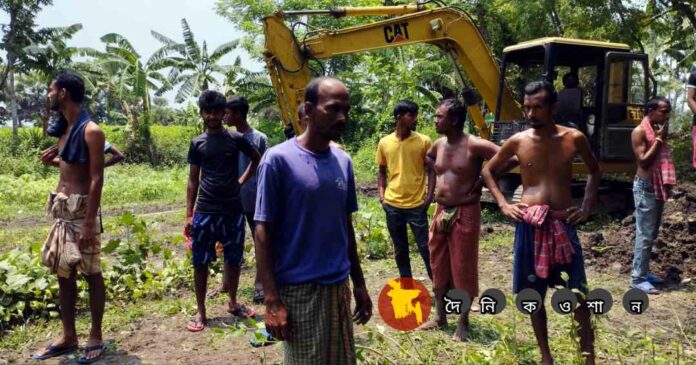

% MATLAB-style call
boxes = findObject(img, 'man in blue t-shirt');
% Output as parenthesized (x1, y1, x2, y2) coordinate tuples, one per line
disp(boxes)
(255, 77, 372, 364)
(184, 90, 261, 332)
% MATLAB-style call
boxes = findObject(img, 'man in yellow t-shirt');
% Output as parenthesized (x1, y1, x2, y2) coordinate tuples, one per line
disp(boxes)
(377, 99, 434, 280)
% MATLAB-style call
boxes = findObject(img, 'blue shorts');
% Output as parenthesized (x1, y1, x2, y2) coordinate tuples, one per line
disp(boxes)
(191, 212, 245, 267)
(512, 221, 588, 296)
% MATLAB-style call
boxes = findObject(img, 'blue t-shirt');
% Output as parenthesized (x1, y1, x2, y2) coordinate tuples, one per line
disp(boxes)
(254, 138, 358, 285)
(239, 129, 268, 213)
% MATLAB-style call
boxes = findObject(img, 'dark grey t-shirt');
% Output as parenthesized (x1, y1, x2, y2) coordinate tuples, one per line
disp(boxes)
(187, 130, 257, 214)
(239, 129, 268, 213)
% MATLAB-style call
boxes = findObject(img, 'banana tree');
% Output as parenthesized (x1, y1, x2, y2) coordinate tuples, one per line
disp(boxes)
(150, 18, 239, 102)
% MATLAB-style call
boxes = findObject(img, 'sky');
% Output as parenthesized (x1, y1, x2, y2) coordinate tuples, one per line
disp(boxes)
(0, 0, 263, 105)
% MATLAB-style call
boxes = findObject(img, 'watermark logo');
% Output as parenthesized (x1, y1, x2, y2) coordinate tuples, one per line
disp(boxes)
(377, 277, 431, 331)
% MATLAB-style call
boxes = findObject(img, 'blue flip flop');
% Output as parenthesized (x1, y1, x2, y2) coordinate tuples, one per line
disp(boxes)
(631, 281, 661, 295)
(645, 273, 664, 285)
(250, 328, 277, 348)
(32, 343, 78, 360)
(77, 344, 106, 364)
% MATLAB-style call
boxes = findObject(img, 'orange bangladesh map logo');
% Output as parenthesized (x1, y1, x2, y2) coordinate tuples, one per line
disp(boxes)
(377, 277, 432, 331)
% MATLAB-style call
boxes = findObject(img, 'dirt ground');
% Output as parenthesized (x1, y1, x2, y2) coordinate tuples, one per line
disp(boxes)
(1, 193, 695, 364)
(586, 182, 696, 281)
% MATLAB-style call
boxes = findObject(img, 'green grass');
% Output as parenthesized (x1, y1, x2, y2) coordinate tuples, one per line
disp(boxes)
(0, 164, 187, 221)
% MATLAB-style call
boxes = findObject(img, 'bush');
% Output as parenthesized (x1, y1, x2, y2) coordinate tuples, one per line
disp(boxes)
(0, 212, 190, 329)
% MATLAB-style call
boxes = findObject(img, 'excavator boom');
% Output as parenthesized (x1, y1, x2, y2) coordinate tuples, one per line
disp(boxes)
(263, 6, 521, 136)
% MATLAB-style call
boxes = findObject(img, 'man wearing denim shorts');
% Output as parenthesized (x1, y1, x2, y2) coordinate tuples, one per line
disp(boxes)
(184, 90, 261, 331)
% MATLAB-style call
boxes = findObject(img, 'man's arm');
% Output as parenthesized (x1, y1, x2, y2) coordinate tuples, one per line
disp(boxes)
(569, 131, 601, 224)
(687, 87, 696, 115)
(238, 149, 261, 185)
(347, 214, 372, 325)
(254, 221, 291, 339)
(481, 135, 525, 220)
(471, 137, 519, 195)
(105, 145, 125, 167)
(631, 126, 663, 170)
(423, 142, 437, 207)
(185, 164, 200, 231)
(377, 166, 387, 204)
(80, 123, 105, 249)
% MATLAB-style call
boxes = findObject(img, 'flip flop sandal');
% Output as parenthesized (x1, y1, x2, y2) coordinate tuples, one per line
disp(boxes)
(229, 304, 257, 318)
(250, 328, 277, 348)
(76, 344, 106, 364)
(631, 281, 661, 295)
(32, 343, 78, 360)
(646, 273, 664, 284)
(186, 317, 206, 332)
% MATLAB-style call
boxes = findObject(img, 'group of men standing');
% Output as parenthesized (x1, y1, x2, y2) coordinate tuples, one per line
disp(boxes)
(32, 68, 690, 365)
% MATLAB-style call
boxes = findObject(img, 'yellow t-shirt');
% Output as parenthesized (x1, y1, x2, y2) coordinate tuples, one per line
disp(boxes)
(376, 132, 432, 209)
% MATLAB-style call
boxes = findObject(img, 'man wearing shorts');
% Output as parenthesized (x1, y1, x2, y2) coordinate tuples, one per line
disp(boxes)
(185, 90, 261, 331)
(482, 81, 599, 365)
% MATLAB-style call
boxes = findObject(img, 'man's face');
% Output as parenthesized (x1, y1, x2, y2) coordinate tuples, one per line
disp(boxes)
(200, 108, 224, 129)
(47, 80, 64, 111)
(523, 91, 555, 129)
(398, 112, 418, 131)
(434, 105, 452, 134)
(223, 109, 240, 127)
(306, 82, 350, 141)
(648, 102, 671, 125)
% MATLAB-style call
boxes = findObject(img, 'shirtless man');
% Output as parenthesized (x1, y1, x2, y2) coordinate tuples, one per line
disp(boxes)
(418, 98, 516, 341)
(482, 81, 599, 365)
(34, 71, 107, 364)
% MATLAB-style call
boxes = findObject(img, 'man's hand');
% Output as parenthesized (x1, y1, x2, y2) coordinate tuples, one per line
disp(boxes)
(501, 202, 528, 221)
(265, 299, 291, 340)
(352, 285, 372, 325)
(40, 145, 59, 165)
(79, 220, 99, 250)
(566, 206, 591, 225)
(184, 216, 193, 236)
(654, 123, 668, 141)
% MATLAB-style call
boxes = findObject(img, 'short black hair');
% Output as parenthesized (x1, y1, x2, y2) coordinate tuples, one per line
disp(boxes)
(297, 103, 305, 119)
(393, 99, 419, 120)
(305, 76, 335, 105)
(439, 98, 466, 130)
(524, 81, 557, 105)
(226, 95, 249, 117)
(562, 73, 578, 88)
(53, 71, 85, 103)
(645, 96, 671, 114)
(198, 90, 226, 112)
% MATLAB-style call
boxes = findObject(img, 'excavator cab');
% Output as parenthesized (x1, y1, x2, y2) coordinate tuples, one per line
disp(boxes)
(492, 38, 651, 170)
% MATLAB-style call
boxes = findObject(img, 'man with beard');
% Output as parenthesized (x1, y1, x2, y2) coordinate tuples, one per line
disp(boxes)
(482, 81, 599, 365)
(418, 98, 517, 341)
(184, 90, 261, 331)
(33, 71, 107, 364)
(376, 100, 434, 281)
(255, 77, 372, 364)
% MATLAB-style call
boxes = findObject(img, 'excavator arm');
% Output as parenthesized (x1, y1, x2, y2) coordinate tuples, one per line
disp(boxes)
(263, 6, 522, 138)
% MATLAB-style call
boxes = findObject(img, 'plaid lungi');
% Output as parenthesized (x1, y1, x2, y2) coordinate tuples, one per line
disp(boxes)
(279, 279, 355, 365)
(41, 192, 101, 278)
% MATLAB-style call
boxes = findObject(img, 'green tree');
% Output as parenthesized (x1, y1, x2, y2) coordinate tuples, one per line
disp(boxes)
(150, 18, 240, 102)
(0, 0, 53, 141)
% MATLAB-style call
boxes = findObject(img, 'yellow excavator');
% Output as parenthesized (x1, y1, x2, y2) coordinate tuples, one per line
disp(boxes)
(262, 3, 651, 206)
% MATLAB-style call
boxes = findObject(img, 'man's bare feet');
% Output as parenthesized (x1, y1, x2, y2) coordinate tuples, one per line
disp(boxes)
(78, 339, 105, 364)
(452, 322, 469, 342)
(417, 318, 446, 330)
